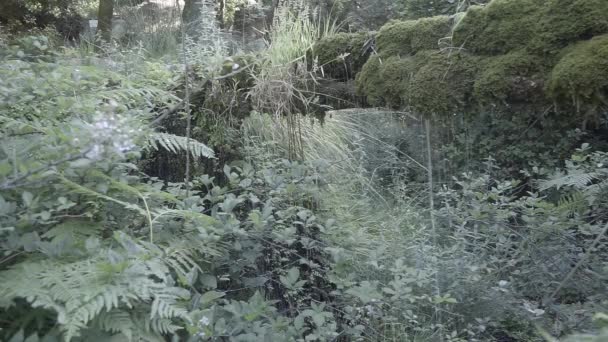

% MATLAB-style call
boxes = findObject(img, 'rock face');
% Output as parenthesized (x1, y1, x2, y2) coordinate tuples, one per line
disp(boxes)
(315, 0, 608, 124)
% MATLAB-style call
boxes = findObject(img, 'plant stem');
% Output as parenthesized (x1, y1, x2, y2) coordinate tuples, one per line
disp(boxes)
(426, 118, 443, 342)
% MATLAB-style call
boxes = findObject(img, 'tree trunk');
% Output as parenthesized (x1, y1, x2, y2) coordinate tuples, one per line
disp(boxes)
(182, 0, 203, 34)
(97, 0, 114, 43)
(217, 0, 225, 29)
(266, 0, 281, 27)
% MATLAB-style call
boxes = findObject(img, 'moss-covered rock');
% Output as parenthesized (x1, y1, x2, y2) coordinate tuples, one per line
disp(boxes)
(410, 16, 453, 52)
(356, 54, 425, 108)
(378, 55, 421, 108)
(452, 0, 543, 55)
(356, 50, 478, 115)
(548, 34, 608, 104)
(533, 0, 608, 56)
(312, 32, 374, 81)
(375, 20, 418, 56)
(355, 54, 384, 106)
(354, 0, 608, 123)
(453, 0, 608, 56)
(376, 16, 452, 56)
(408, 51, 479, 115)
(474, 51, 544, 104)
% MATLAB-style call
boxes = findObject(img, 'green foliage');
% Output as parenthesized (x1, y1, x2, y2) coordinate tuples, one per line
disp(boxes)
(4, 1, 608, 340)
(0, 38, 346, 341)
(147, 133, 216, 160)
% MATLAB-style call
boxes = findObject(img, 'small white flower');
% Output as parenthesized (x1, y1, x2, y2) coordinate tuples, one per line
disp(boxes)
(199, 316, 210, 326)
(498, 280, 509, 287)
(232, 63, 240, 71)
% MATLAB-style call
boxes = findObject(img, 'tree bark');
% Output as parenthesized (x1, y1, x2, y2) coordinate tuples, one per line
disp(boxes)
(97, 0, 114, 43)
(182, 0, 203, 34)
(217, 0, 225, 29)
(266, 0, 281, 27)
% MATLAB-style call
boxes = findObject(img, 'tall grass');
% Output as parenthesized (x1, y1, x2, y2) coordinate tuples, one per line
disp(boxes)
(249, 0, 340, 159)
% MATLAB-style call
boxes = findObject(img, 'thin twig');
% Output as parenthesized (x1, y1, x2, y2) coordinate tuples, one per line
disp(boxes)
(176, 0, 191, 196)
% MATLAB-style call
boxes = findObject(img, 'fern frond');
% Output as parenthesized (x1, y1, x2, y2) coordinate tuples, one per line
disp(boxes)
(146, 133, 215, 159)
(540, 171, 600, 191)
(42, 219, 102, 242)
(60, 176, 147, 216)
(556, 191, 587, 217)
(93, 310, 134, 340)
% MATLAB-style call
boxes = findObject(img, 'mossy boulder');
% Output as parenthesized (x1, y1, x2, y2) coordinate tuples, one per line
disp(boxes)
(533, 0, 608, 56)
(474, 51, 544, 104)
(376, 16, 452, 56)
(352, 0, 608, 124)
(356, 54, 424, 107)
(408, 51, 479, 115)
(378, 55, 422, 108)
(355, 54, 384, 106)
(452, 0, 543, 55)
(453, 0, 608, 56)
(312, 32, 374, 81)
(548, 34, 608, 105)
(356, 50, 478, 115)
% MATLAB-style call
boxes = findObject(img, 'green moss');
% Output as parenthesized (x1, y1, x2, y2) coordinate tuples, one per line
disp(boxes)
(355, 54, 384, 106)
(411, 16, 453, 52)
(378, 56, 421, 108)
(532, 0, 608, 56)
(453, 0, 608, 56)
(356, 0, 608, 119)
(402, 0, 462, 19)
(376, 16, 452, 56)
(355, 54, 425, 108)
(548, 34, 608, 103)
(474, 51, 543, 104)
(356, 51, 478, 115)
(452, 0, 543, 55)
(408, 51, 479, 116)
(376, 20, 418, 56)
(313, 32, 374, 81)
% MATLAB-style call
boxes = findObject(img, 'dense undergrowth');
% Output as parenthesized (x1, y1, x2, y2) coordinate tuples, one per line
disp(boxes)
(2, 0, 608, 341)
